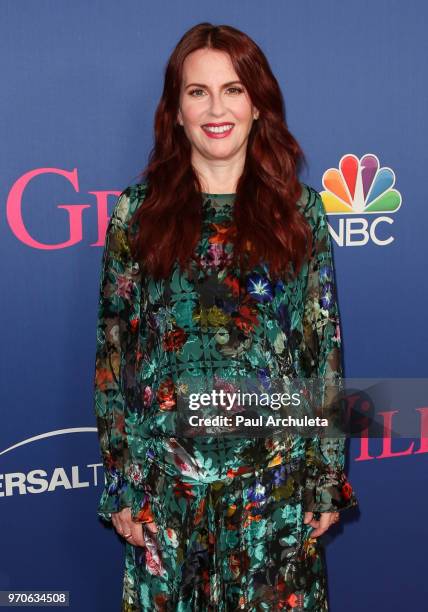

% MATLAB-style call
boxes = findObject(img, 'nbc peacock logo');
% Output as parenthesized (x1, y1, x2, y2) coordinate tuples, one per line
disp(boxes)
(320, 154, 402, 247)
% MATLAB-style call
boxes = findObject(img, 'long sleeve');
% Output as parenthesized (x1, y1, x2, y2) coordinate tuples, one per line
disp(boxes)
(93, 188, 142, 522)
(301, 189, 358, 514)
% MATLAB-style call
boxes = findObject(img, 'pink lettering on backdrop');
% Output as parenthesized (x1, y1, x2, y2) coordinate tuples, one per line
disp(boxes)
(356, 408, 428, 460)
(6, 168, 120, 249)
(414, 407, 428, 454)
(376, 411, 414, 458)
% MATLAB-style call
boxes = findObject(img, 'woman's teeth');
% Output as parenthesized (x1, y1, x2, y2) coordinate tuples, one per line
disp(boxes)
(202, 125, 234, 133)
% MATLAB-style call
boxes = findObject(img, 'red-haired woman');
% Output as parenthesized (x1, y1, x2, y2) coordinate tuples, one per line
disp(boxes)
(94, 22, 358, 611)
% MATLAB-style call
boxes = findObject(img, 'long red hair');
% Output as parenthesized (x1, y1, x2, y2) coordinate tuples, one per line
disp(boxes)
(129, 22, 312, 282)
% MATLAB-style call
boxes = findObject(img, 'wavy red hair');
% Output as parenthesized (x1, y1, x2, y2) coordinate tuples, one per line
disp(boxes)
(129, 22, 312, 282)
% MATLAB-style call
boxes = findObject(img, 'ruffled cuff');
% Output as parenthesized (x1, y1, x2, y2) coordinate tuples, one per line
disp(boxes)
(303, 467, 358, 514)
(97, 469, 134, 522)
(97, 469, 158, 524)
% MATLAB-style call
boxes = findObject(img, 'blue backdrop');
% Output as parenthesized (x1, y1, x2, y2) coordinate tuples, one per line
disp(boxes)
(1, 1, 427, 610)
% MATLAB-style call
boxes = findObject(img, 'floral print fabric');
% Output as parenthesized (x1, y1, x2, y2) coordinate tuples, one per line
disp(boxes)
(93, 182, 358, 610)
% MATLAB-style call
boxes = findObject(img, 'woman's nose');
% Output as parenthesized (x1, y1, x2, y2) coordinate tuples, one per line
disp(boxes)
(208, 94, 227, 116)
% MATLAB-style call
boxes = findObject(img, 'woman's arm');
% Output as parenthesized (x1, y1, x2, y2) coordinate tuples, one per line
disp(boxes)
(301, 189, 358, 514)
(93, 188, 140, 522)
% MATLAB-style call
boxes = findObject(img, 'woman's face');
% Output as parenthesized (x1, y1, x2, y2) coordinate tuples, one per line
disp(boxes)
(177, 48, 259, 162)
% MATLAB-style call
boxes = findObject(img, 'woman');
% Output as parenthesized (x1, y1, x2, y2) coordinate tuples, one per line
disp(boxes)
(94, 22, 358, 611)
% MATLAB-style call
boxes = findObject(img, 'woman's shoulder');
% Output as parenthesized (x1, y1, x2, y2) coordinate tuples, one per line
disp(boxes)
(297, 181, 328, 231)
(110, 181, 148, 227)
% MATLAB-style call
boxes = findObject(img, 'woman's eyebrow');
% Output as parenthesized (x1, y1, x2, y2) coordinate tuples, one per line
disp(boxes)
(184, 80, 243, 89)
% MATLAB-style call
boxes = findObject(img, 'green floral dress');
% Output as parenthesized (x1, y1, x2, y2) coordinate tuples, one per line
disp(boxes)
(93, 182, 358, 611)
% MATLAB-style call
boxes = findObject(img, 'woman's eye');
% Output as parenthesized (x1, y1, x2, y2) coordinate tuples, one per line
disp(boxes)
(188, 87, 244, 97)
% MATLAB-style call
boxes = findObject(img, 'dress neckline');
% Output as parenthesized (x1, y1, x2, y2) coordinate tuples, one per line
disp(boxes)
(201, 192, 236, 197)
(201, 192, 236, 211)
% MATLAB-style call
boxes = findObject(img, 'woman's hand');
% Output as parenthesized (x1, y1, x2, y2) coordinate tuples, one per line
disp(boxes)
(111, 507, 159, 547)
(303, 511, 340, 538)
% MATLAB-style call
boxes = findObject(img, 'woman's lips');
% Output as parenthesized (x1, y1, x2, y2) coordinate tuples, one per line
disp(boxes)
(201, 125, 234, 139)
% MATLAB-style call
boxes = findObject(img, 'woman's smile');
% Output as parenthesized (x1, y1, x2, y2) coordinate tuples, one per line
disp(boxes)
(201, 122, 235, 138)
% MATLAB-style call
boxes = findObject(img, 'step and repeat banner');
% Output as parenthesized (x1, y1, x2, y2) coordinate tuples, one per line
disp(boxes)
(1, 1, 427, 611)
